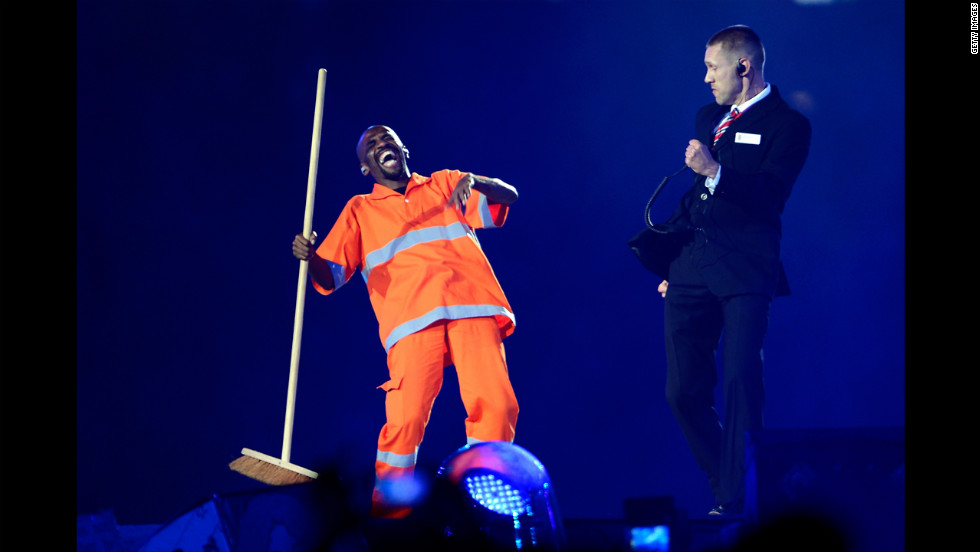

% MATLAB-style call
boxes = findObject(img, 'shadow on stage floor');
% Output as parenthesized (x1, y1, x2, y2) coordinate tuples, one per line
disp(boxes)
(78, 507, 787, 552)
(78, 428, 904, 552)
(78, 492, 899, 552)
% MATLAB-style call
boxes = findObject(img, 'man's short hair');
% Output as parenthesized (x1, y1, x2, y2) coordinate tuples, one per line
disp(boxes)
(707, 25, 765, 71)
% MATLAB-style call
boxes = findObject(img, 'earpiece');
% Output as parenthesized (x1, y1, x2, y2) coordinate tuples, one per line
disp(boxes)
(737, 59, 747, 76)
(361, 165, 369, 175)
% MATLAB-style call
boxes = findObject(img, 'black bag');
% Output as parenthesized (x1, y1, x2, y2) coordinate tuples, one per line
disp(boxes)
(627, 224, 691, 281)
(628, 166, 692, 281)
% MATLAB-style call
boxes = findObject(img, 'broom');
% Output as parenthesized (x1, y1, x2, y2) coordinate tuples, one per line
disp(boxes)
(229, 68, 327, 485)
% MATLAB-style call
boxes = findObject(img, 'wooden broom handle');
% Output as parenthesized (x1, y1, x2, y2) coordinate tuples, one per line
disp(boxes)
(282, 68, 327, 462)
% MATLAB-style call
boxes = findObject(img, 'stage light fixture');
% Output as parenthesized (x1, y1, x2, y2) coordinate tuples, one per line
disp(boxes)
(629, 524, 670, 551)
(437, 441, 566, 551)
(624, 496, 680, 552)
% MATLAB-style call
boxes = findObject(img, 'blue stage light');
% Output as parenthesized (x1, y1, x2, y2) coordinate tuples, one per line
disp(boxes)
(464, 471, 529, 516)
(630, 525, 670, 551)
(438, 441, 565, 550)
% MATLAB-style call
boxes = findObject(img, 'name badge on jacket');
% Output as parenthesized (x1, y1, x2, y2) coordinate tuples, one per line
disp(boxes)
(734, 132, 761, 145)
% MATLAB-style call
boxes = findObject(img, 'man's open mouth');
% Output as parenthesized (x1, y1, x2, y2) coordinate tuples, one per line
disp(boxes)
(377, 148, 399, 169)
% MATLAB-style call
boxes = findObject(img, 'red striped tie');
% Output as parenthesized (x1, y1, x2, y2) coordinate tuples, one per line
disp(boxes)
(713, 107, 741, 146)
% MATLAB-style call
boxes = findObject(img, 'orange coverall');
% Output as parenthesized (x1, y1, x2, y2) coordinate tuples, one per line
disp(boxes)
(312, 169, 519, 518)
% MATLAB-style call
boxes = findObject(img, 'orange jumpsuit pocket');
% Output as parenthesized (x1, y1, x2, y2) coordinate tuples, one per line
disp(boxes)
(378, 375, 403, 392)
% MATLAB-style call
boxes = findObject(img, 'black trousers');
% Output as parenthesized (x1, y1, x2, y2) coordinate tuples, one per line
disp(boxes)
(663, 282, 771, 509)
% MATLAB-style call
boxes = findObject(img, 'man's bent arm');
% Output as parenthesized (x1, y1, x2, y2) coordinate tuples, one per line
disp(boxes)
(307, 254, 335, 291)
(293, 233, 336, 290)
(471, 174, 518, 205)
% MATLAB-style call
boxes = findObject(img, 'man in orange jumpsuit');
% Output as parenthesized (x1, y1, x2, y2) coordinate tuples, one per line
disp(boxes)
(291, 125, 520, 519)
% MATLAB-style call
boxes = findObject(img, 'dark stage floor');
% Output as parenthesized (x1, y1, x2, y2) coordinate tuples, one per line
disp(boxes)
(79, 510, 755, 552)
(79, 502, 892, 552)
(78, 428, 904, 551)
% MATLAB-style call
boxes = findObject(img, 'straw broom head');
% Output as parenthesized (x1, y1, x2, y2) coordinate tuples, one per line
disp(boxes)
(229, 448, 318, 486)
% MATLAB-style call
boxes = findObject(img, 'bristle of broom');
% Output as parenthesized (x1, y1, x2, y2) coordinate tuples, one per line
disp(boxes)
(229, 448, 317, 486)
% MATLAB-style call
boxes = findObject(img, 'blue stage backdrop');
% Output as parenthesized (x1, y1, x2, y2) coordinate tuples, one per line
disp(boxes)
(77, 0, 904, 526)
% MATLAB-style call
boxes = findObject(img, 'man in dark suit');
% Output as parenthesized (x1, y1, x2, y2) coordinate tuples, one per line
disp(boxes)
(656, 25, 811, 516)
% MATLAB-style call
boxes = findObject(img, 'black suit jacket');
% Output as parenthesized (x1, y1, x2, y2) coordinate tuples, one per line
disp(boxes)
(663, 85, 811, 298)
